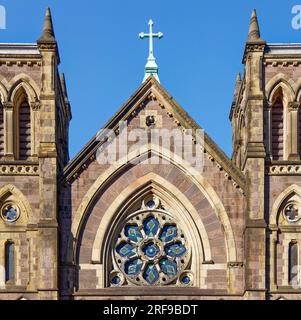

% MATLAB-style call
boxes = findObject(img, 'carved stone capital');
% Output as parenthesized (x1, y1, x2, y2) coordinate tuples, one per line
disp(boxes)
(2, 101, 13, 109)
(228, 262, 244, 268)
(288, 101, 300, 111)
(31, 101, 41, 111)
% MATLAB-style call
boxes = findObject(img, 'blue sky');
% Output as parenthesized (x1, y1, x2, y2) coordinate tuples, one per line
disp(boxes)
(0, 0, 300, 158)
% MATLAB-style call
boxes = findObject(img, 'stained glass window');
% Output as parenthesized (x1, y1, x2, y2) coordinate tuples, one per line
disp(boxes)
(1, 203, 20, 223)
(110, 196, 192, 287)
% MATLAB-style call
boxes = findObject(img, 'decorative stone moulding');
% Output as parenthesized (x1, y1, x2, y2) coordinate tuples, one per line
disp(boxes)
(0, 164, 39, 175)
(0, 60, 41, 66)
(268, 165, 301, 175)
(264, 60, 301, 67)
(227, 262, 244, 268)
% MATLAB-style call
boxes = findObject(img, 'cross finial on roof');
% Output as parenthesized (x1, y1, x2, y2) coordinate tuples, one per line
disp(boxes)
(139, 19, 163, 83)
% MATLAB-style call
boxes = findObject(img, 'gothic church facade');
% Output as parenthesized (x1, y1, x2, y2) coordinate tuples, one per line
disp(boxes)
(0, 8, 300, 300)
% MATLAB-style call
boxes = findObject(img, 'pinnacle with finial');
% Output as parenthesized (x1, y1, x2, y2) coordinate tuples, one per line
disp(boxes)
(234, 73, 242, 99)
(60, 73, 68, 98)
(38, 7, 56, 43)
(247, 9, 265, 43)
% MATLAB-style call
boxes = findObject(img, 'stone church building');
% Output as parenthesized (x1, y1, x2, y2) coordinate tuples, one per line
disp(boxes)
(0, 8, 300, 300)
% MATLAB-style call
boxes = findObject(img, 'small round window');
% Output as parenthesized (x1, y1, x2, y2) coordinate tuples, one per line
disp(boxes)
(283, 202, 301, 223)
(1, 203, 20, 223)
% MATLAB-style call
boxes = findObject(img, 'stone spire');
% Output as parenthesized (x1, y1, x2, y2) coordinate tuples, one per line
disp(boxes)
(38, 7, 56, 43)
(247, 9, 264, 43)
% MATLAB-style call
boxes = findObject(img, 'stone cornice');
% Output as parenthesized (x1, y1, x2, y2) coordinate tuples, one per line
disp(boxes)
(37, 41, 61, 64)
(243, 41, 266, 64)
(0, 59, 41, 66)
(73, 287, 231, 297)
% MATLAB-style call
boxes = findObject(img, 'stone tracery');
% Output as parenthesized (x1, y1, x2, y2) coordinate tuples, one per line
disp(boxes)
(110, 196, 192, 287)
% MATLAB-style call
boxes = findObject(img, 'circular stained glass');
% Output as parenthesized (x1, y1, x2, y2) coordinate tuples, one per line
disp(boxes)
(109, 272, 124, 286)
(111, 276, 121, 285)
(113, 199, 191, 286)
(180, 272, 193, 286)
(146, 200, 156, 210)
(1, 203, 20, 223)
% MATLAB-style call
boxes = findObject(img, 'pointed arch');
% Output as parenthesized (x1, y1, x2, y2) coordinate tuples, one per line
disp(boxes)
(293, 76, 301, 102)
(96, 175, 207, 287)
(270, 87, 284, 160)
(0, 184, 32, 221)
(270, 184, 301, 226)
(10, 85, 32, 160)
(71, 144, 237, 265)
(266, 74, 295, 105)
(0, 81, 8, 102)
(8, 74, 39, 103)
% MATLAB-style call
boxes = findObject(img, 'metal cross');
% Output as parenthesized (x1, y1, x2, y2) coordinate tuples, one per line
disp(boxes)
(139, 19, 163, 60)
(139, 19, 163, 83)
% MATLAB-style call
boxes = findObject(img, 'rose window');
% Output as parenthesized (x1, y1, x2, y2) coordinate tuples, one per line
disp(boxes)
(110, 197, 192, 287)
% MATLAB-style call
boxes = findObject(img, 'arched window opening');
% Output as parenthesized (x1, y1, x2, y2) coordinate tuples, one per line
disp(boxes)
(18, 97, 31, 160)
(0, 102, 3, 156)
(271, 97, 284, 160)
(289, 241, 299, 285)
(5, 241, 15, 283)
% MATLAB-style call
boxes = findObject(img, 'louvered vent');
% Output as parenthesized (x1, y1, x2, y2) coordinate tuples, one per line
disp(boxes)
(271, 98, 283, 160)
(19, 101, 31, 160)
(0, 103, 3, 157)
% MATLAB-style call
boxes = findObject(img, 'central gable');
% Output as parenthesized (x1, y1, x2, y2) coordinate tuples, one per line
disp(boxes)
(63, 76, 245, 193)
(59, 75, 246, 295)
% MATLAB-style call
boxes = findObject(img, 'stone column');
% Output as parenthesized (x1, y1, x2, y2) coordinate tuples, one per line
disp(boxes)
(3, 102, 14, 160)
(288, 101, 300, 161)
(269, 229, 278, 292)
(266, 102, 272, 159)
(30, 101, 41, 157)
